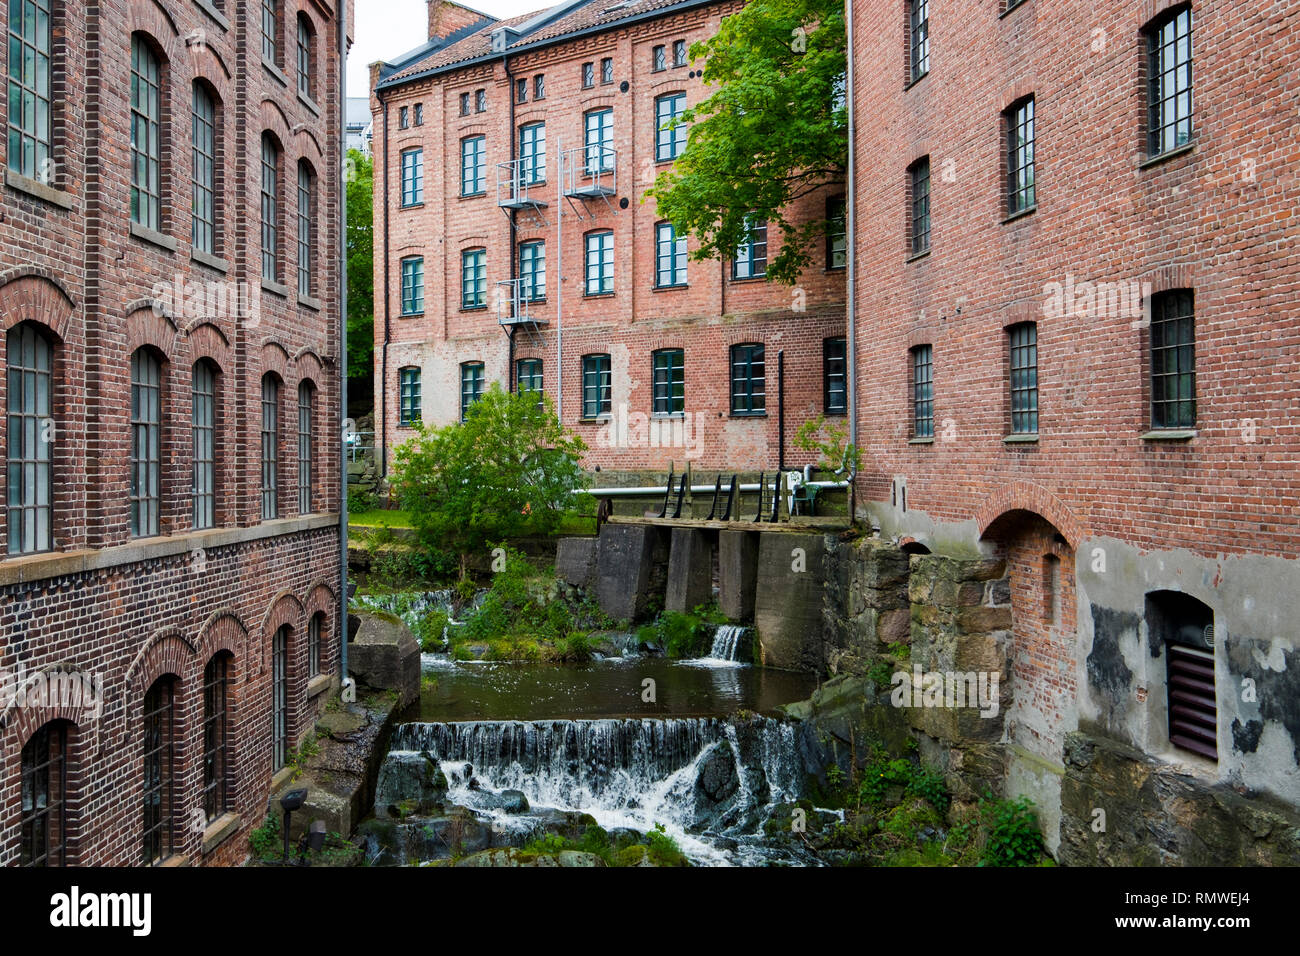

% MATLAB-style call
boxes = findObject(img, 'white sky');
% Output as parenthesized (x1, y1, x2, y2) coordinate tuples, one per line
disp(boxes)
(348, 0, 548, 95)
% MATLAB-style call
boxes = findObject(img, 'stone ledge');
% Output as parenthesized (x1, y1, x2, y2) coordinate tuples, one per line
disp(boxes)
(202, 812, 242, 855)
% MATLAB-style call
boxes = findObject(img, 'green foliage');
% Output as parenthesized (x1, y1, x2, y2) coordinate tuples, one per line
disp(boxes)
(416, 608, 450, 652)
(979, 796, 1043, 867)
(646, 823, 686, 867)
(824, 764, 846, 789)
(637, 605, 728, 658)
(249, 813, 282, 862)
(645, 0, 847, 284)
(556, 632, 596, 663)
(347, 487, 379, 514)
(794, 414, 861, 476)
(345, 149, 374, 382)
(391, 386, 590, 573)
(867, 660, 895, 691)
(857, 756, 950, 816)
(887, 641, 911, 661)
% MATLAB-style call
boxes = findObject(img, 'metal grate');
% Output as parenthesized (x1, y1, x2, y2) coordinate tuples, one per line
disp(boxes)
(1167, 642, 1217, 759)
(21, 720, 67, 866)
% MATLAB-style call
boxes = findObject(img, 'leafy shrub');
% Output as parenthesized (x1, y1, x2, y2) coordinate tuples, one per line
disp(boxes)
(416, 609, 450, 652)
(249, 813, 282, 862)
(979, 796, 1042, 867)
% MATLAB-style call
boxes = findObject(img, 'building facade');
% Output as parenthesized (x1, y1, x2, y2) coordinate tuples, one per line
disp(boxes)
(371, 0, 847, 481)
(0, 0, 346, 866)
(849, 0, 1300, 852)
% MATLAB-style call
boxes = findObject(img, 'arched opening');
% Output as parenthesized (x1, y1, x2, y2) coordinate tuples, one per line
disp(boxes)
(1146, 590, 1217, 761)
(20, 718, 74, 866)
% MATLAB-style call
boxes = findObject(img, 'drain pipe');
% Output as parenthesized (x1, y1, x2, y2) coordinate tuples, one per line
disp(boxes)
(555, 136, 562, 421)
(338, 0, 351, 687)
(377, 87, 391, 477)
(845, 0, 858, 519)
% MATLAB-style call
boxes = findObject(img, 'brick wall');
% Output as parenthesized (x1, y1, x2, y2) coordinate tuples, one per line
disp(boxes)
(0, 0, 345, 866)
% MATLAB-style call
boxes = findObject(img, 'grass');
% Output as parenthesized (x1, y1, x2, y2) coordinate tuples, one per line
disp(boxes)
(349, 509, 415, 529)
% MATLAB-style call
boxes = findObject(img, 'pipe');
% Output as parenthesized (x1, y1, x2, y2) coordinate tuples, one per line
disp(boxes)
(378, 86, 390, 477)
(777, 349, 785, 472)
(337, 0, 350, 687)
(583, 480, 849, 497)
(844, 0, 858, 519)
(555, 135, 562, 422)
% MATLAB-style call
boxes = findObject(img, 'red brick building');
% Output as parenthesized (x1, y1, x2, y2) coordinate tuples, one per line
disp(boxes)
(0, 0, 346, 866)
(849, 0, 1300, 849)
(371, 0, 846, 481)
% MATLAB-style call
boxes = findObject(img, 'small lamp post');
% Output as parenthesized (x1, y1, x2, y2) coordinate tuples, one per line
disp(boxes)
(280, 788, 308, 864)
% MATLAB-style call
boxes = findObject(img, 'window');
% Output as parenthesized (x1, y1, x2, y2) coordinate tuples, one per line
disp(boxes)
(827, 197, 847, 269)
(401, 148, 423, 206)
(1150, 290, 1196, 430)
(191, 84, 218, 254)
(909, 0, 929, 83)
(20, 721, 68, 866)
(733, 217, 768, 279)
(261, 373, 279, 520)
(401, 257, 424, 315)
(519, 122, 546, 184)
(298, 381, 314, 513)
(517, 358, 543, 408)
(1148, 591, 1216, 760)
(201, 654, 230, 824)
(130, 350, 162, 538)
(296, 14, 313, 99)
(191, 360, 216, 530)
(534, 74, 545, 100)
(142, 677, 176, 865)
(297, 162, 315, 297)
(1008, 323, 1038, 435)
(7, 323, 53, 554)
(601, 57, 614, 84)
(655, 93, 687, 161)
(584, 108, 614, 174)
(1006, 98, 1035, 215)
(582, 62, 595, 88)
(261, 0, 280, 63)
(824, 337, 847, 415)
(475, 88, 487, 112)
(309, 613, 323, 679)
(519, 240, 546, 301)
(6, 0, 52, 180)
(460, 363, 484, 421)
(1043, 554, 1061, 624)
(655, 222, 687, 287)
(261, 134, 281, 283)
(130, 35, 162, 230)
(652, 349, 685, 416)
(460, 135, 486, 196)
(1147, 7, 1193, 157)
(582, 354, 612, 419)
(398, 105, 409, 129)
(652, 45, 666, 71)
(459, 92, 470, 116)
(911, 345, 934, 439)
(271, 626, 289, 771)
(461, 249, 486, 308)
(909, 158, 930, 256)
(399, 367, 421, 426)
(673, 39, 687, 68)
(730, 344, 765, 415)
(585, 231, 614, 295)
(414, 103, 424, 126)
(516, 78, 527, 104)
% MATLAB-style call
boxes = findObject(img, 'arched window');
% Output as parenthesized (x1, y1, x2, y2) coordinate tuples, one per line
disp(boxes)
(6, 0, 54, 182)
(191, 82, 219, 255)
(297, 380, 314, 514)
(272, 625, 290, 771)
(7, 323, 53, 554)
(261, 0, 282, 66)
(201, 653, 231, 823)
(130, 34, 164, 230)
(192, 359, 217, 530)
(130, 349, 163, 538)
(261, 373, 280, 520)
(21, 720, 70, 866)
(295, 12, 315, 100)
(260, 133, 281, 283)
(309, 612, 324, 678)
(297, 160, 315, 297)
(142, 676, 177, 865)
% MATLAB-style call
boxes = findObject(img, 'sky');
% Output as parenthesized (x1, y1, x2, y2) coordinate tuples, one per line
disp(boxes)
(348, 0, 548, 95)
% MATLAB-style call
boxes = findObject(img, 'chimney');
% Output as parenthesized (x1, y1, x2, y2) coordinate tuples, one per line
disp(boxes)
(428, 1, 487, 41)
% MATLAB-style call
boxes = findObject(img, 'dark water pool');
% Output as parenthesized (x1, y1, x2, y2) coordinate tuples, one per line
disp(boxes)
(417, 655, 819, 721)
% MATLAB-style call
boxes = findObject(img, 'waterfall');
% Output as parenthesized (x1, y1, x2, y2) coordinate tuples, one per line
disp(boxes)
(707, 625, 748, 662)
(385, 717, 803, 848)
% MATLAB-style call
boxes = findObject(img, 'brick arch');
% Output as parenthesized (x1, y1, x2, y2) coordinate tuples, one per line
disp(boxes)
(975, 481, 1085, 549)
(304, 580, 336, 620)
(125, 303, 179, 359)
(294, 348, 324, 382)
(193, 608, 247, 674)
(3, 664, 91, 748)
(259, 99, 293, 146)
(722, 330, 765, 348)
(189, 39, 232, 85)
(128, 0, 181, 48)
(296, 128, 324, 164)
(0, 273, 76, 340)
(258, 590, 306, 673)
(1139, 0, 1189, 28)
(125, 630, 197, 696)
(260, 340, 292, 382)
(184, 321, 232, 371)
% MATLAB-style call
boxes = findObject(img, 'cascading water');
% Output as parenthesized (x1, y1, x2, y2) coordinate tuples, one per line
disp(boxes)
(375, 716, 819, 866)
(706, 625, 748, 663)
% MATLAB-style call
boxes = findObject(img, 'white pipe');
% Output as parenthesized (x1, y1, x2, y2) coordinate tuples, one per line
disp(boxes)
(584, 480, 850, 497)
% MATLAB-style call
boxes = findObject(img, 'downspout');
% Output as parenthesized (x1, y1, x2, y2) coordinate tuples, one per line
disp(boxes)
(338, 1, 350, 686)
(378, 87, 391, 476)
(555, 135, 562, 421)
(505, 52, 518, 389)
(845, 0, 858, 521)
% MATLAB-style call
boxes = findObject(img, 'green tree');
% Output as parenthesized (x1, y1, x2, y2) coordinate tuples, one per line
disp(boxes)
(645, 0, 847, 285)
(346, 149, 374, 402)
(390, 386, 590, 575)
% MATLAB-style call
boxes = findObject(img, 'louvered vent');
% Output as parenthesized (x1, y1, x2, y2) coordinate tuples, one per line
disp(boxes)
(1167, 642, 1217, 760)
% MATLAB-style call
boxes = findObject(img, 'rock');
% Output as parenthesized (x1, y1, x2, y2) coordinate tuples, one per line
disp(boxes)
(374, 750, 448, 816)
(348, 611, 421, 706)
(695, 741, 740, 810)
